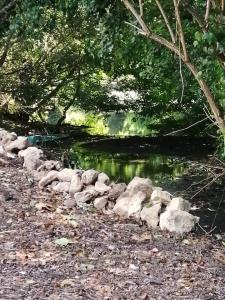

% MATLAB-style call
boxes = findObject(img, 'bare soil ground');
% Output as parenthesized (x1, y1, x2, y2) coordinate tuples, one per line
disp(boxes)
(1, 161, 225, 300)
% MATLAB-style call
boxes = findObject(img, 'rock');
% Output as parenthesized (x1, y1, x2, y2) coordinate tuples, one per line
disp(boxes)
(113, 190, 147, 218)
(74, 189, 98, 206)
(166, 197, 191, 212)
(94, 181, 111, 195)
(82, 169, 99, 185)
(0, 131, 17, 146)
(94, 196, 108, 210)
(97, 172, 110, 185)
(127, 176, 153, 197)
(39, 170, 59, 188)
(64, 198, 76, 209)
(108, 183, 126, 201)
(53, 182, 70, 193)
(150, 190, 171, 206)
(18, 147, 44, 171)
(69, 173, 83, 196)
(140, 204, 161, 228)
(58, 168, 76, 182)
(4, 136, 29, 153)
(159, 210, 199, 234)
(37, 160, 62, 172)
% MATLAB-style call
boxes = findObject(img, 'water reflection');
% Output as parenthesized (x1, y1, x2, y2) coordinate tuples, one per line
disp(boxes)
(70, 144, 187, 184)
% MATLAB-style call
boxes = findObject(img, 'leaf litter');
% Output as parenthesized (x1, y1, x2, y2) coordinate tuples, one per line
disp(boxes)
(0, 161, 225, 299)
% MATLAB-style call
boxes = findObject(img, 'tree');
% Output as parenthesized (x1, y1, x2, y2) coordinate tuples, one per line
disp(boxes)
(120, 0, 225, 135)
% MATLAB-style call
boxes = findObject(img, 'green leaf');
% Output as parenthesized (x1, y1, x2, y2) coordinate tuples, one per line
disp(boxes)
(54, 237, 71, 247)
(193, 40, 198, 47)
(196, 71, 202, 80)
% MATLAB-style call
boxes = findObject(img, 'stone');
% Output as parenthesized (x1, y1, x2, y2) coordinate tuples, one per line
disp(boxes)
(74, 189, 98, 206)
(140, 203, 161, 228)
(37, 160, 62, 172)
(159, 210, 200, 234)
(0, 131, 17, 146)
(108, 183, 127, 201)
(39, 170, 59, 188)
(82, 169, 99, 185)
(53, 182, 70, 193)
(58, 168, 76, 182)
(94, 196, 108, 210)
(69, 173, 83, 196)
(94, 181, 111, 195)
(4, 136, 29, 153)
(150, 190, 171, 205)
(127, 176, 153, 197)
(97, 172, 110, 185)
(113, 190, 147, 218)
(166, 197, 191, 212)
(18, 147, 44, 171)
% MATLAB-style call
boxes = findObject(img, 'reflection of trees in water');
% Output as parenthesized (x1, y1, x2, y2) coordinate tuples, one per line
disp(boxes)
(71, 146, 187, 184)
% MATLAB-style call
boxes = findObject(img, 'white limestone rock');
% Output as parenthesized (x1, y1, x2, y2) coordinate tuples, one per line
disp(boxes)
(74, 189, 98, 206)
(69, 173, 83, 196)
(97, 172, 110, 185)
(38, 170, 59, 188)
(82, 169, 99, 185)
(159, 210, 199, 234)
(113, 190, 147, 219)
(127, 176, 153, 197)
(166, 197, 191, 212)
(58, 168, 76, 182)
(18, 147, 44, 171)
(37, 160, 62, 172)
(140, 203, 161, 228)
(94, 196, 108, 210)
(108, 183, 126, 201)
(4, 136, 29, 152)
(53, 182, 70, 193)
(150, 190, 171, 206)
(94, 181, 111, 195)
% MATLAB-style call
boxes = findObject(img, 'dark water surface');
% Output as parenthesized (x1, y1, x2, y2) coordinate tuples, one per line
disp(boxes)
(70, 136, 214, 185)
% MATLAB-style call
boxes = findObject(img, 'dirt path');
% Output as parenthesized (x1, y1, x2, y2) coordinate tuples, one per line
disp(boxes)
(1, 162, 225, 300)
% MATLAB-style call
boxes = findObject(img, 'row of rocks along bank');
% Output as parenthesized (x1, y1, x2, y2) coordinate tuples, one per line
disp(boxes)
(0, 128, 200, 234)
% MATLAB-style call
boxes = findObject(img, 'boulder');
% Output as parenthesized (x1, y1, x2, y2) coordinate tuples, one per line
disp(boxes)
(108, 183, 127, 201)
(97, 172, 110, 185)
(39, 170, 59, 188)
(18, 147, 44, 171)
(82, 169, 99, 185)
(150, 190, 171, 206)
(113, 190, 147, 218)
(4, 136, 29, 153)
(0, 131, 17, 146)
(94, 196, 108, 210)
(74, 189, 98, 206)
(166, 197, 191, 212)
(37, 160, 62, 172)
(53, 182, 70, 193)
(58, 168, 76, 182)
(140, 203, 161, 228)
(159, 210, 199, 234)
(127, 176, 153, 197)
(94, 181, 111, 195)
(69, 173, 83, 196)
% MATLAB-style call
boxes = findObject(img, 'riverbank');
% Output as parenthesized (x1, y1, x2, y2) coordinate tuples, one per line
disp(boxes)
(1, 160, 225, 299)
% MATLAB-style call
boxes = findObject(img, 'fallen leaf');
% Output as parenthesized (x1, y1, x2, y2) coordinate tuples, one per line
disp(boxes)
(54, 237, 71, 247)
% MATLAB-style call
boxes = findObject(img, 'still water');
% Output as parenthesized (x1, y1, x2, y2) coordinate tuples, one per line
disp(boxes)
(70, 141, 188, 185)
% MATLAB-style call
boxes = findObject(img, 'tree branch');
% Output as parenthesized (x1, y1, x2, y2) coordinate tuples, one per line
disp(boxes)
(155, 0, 176, 43)
(173, 0, 189, 62)
(205, 0, 211, 28)
(139, 0, 143, 17)
(122, 0, 225, 133)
